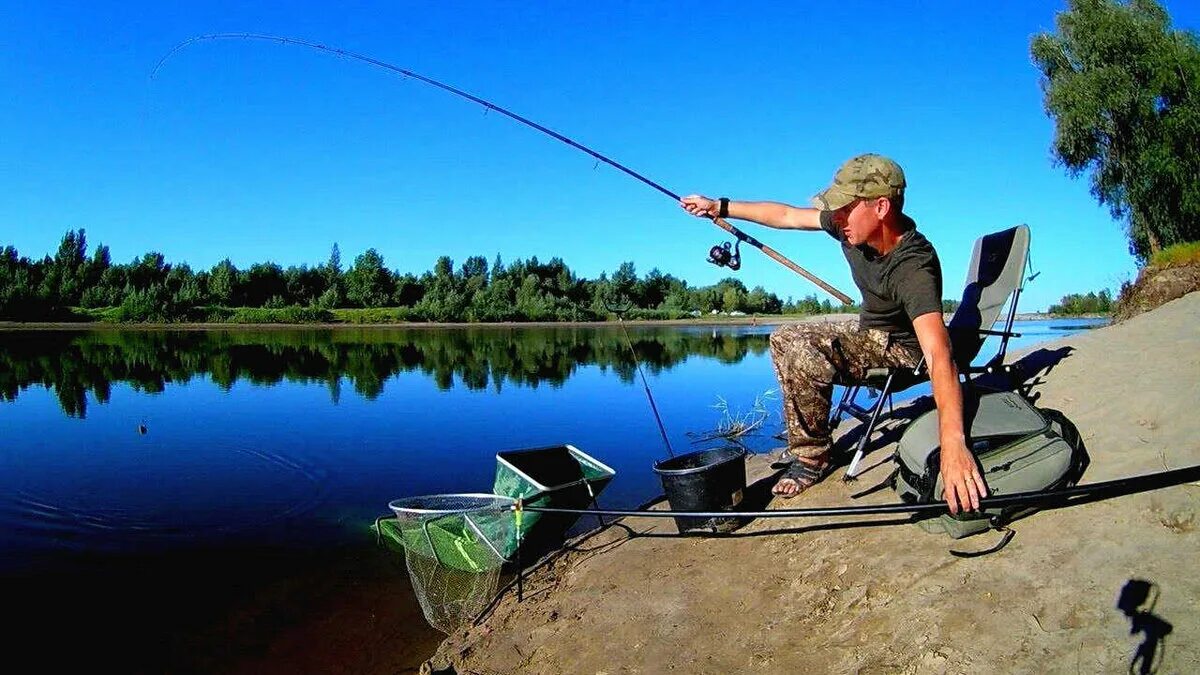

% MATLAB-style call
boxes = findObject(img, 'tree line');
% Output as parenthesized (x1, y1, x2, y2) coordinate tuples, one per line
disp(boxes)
(1048, 289, 1114, 315)
(0, 229, 856, 322)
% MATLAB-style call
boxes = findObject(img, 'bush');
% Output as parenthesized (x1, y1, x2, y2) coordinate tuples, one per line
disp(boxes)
(224, 306, 334, 324)
(331, 307, 422, 324)
(111, 285, 172, 322)
(315, 286, 340, 310)
(1149, 241, 1200, 269)
(620, 308, 692, 321)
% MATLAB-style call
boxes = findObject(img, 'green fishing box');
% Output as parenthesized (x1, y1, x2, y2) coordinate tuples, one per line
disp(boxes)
(493, 444, 615, 558)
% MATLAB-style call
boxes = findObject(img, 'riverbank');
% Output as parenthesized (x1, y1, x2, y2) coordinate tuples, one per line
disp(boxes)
(426, 291, 1200, 674)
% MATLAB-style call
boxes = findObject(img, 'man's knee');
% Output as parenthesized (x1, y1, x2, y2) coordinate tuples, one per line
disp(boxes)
(770, 324, 822, 352)
(769, 325, 802, 350)
(773, 332, 832, 378)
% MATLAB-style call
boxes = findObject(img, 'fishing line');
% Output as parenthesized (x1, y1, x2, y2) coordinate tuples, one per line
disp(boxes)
(152, 33, 854, 304)
(605, 301, 675, 458)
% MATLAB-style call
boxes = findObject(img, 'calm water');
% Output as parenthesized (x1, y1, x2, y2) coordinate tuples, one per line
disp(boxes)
(0, 318, 1104, 671)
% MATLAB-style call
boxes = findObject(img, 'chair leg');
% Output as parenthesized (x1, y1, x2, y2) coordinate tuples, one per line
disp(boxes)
(830, 384, 857, 427)
(843, 373, 895, 481)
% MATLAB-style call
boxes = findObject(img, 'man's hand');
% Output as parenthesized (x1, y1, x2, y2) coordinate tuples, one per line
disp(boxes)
(680, 195, 719, 218)
(910, 312, 988, 515)
(940, 437, 988, 514)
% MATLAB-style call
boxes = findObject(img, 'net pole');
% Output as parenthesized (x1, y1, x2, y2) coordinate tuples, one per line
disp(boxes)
(515, 499, 524, 603)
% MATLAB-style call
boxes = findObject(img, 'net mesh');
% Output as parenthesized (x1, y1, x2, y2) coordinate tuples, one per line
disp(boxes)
(387, 493, 516, 633)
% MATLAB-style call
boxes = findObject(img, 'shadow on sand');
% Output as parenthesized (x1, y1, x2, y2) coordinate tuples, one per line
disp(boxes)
(1118, 579, 1174, 675)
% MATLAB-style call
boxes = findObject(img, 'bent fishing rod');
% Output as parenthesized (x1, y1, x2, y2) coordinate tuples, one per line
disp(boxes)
(152, 33, 855, 305)
(514, 463, 1200, 519)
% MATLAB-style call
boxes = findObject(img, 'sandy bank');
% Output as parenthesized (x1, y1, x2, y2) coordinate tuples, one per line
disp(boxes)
(428, 292, 1200, 674)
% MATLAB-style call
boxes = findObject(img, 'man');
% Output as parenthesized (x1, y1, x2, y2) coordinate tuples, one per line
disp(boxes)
(680, 154, 987, 514)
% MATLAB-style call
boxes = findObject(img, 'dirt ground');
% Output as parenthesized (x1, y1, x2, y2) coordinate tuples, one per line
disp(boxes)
(426, 292, 1200, 675)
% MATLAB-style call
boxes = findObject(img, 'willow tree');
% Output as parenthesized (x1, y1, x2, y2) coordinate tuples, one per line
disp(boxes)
(1031, 0, 1200, 262)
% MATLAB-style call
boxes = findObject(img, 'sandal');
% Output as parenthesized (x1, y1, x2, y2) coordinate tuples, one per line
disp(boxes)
(772, 458, 831, 499)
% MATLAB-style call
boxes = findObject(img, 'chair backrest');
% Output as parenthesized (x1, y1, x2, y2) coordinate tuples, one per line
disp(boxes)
(947, 224, 1030, 366)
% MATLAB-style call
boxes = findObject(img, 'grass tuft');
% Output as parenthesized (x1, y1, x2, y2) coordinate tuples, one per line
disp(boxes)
(1149, 240, 1200, 268)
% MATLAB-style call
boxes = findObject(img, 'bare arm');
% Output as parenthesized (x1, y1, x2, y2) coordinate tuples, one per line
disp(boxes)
(679, 195, 823, 231)
(911, 312, 988, 514)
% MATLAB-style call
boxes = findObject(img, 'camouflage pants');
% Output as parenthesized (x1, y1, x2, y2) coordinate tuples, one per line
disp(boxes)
(769, 321, 923, 459)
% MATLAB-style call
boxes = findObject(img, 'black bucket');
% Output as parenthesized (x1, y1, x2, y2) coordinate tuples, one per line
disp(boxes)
(653, 447, 748, 533)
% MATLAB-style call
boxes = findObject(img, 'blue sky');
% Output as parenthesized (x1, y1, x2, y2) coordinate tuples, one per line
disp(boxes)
(3, 1, 1197, 311)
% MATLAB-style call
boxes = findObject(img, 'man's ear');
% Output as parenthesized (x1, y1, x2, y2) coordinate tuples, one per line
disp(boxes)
(874, 197, 892, 219)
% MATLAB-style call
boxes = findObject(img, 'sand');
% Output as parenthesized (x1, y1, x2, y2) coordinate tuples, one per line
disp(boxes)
(426, 292, 1200, 674)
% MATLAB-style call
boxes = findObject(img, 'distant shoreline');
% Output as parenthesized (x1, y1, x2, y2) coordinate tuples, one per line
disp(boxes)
(0, 312, 1109, 331)
(1014, 312, 1109, 320)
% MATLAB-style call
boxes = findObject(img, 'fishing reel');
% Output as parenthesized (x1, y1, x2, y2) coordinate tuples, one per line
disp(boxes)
(707, 240, 741, 271)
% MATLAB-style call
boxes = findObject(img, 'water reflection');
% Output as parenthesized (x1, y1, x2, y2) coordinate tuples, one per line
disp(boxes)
(0, 327, 772, 418)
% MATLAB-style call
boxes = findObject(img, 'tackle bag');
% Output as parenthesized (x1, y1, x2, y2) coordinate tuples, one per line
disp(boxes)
(893, 390, 1089, 539)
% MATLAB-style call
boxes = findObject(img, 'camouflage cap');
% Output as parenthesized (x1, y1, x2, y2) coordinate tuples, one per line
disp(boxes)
(811, 154, 906, 211)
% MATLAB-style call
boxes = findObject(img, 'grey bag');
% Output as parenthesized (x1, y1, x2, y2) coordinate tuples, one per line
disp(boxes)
(893, 391, 1089, 539)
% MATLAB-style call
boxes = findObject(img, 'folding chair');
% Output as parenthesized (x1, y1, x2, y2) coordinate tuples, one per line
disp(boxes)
(831, 224, 1032, 480)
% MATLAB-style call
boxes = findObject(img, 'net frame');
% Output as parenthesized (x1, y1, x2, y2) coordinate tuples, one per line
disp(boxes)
(389, 493, 515, 567)
(387, 493, 518, 633)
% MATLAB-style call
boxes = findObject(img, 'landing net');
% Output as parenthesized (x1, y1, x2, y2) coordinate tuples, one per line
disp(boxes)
(387, 493, 516, 633)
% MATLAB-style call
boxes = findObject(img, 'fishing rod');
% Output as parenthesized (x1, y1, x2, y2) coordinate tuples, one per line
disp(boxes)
(516, 463, 1200, 519)
(152, 33, 855, 305)
(496, 463, 1200, 601)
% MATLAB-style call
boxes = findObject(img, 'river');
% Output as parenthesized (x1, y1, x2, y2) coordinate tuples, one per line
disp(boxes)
(0, 318, 1105, 672)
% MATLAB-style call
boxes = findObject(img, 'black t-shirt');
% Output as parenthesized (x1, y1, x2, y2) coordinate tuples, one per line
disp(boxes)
(819, 210, 943, 350)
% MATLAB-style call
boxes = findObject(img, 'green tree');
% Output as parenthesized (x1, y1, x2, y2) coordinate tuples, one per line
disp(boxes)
(84, 242, 111, 297)
(393, 272, 424, 307)
(1032, 0, 1200, 261)
(460, 256, 491, 320)
(52, 229, 89, 305)
(610, 261, 638, 303)
(491, 253, 505, 282)
(416, 255, 467, 320)
(322, 243, 343, 307)
(241, 263, 286, 307)
(515, 274, 553, 320)
(345, 248, 395, 308)
(128, 252, 169, 291)
(0, 246, 40, 318)
(639, 267, 668, 308)
(165, 264, 201, 309)
(83, 264, 126, 308)
(713, 277, 748, 313)
(744, 285, 783, 314)
(209, 259, 237, 306)
(284, 264, 327, 306)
